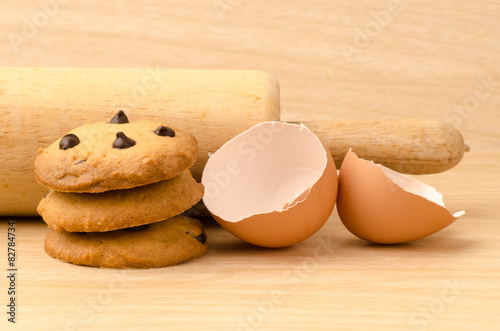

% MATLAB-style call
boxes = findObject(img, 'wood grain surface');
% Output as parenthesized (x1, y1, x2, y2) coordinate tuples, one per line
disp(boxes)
(1, 151, 499, 331)
(0, 0, 499, 150)
(0, 1, 499, 330)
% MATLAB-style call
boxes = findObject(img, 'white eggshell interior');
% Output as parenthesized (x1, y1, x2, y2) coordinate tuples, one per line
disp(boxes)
(375, 162, 465, 218)
(202, 122, 328, 222)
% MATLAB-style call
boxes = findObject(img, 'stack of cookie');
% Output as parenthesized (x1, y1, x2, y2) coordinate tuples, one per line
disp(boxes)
(34, 111, 207, 269)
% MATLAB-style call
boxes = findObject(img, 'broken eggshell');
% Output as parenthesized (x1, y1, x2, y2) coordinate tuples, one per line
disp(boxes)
(337, 150, 465, 244)
(202, 121, 338, 248)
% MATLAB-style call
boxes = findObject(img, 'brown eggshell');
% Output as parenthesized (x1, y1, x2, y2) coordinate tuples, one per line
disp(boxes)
(337, 150, 464, 244)
(202, 122, 338, 248)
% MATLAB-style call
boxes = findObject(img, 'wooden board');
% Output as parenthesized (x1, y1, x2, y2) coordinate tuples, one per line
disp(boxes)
(1, 151, 499, 330)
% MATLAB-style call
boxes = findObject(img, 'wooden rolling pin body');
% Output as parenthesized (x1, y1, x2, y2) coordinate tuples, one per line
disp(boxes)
(0, 68, 280, 215)
(0, 68, 466, 216)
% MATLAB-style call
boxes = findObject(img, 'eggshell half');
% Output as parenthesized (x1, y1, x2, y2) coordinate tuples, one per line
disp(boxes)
(202, 121, 338, 248)
(337, 150, 464, 244)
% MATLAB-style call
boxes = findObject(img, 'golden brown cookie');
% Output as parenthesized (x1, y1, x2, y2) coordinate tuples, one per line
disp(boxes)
(38, 170, 204, 232)
(34, 111, 198, 193)
(44, 215, 208, 269)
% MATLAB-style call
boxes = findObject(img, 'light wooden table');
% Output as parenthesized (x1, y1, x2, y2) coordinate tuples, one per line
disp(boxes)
(1, 1, 499, 330)
(1, 151, 499, 331)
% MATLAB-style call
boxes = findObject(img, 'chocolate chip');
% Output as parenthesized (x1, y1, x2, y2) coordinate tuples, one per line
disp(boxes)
(123, 224, 148, 232)
(43, 190, 51, 199)
(59, 134, 80, 150)
(154, 126, 175, 137)
(112, 132, 136, 149)
(109, 110, 129, 124)
(74, 159, 87, 165)
(194, 232, 207, 244)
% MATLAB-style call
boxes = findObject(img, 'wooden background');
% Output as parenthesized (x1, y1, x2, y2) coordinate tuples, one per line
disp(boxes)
(0, 1, 499, 330)
(1, 0, 498, 150)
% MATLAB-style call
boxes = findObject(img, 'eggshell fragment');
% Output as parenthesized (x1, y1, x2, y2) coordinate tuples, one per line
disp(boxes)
(337, 150, 464, 244)
(202, 121, 338, 248)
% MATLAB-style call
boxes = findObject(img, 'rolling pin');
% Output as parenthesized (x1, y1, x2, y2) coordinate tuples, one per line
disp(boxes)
(0, 68, 466, 216)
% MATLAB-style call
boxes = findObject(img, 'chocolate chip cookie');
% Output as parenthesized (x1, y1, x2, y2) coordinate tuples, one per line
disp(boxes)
(38, 170, 204, 232)
(44, 215, 208, 269)
(34, 111, 198, 193)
